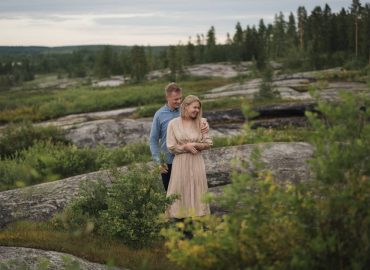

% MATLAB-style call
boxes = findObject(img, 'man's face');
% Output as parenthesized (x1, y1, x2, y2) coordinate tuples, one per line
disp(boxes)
(166, 91, 182, 110)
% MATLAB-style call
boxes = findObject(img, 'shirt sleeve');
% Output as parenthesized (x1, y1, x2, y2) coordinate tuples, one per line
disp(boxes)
(200, 118, 213, 147)
(167, 120, 186, 154)
(149, 113, 161, 163)
(200, 132, 213, 147)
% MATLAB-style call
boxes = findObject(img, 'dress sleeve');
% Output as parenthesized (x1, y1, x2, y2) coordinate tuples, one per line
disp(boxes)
(167, 120, 186, 154)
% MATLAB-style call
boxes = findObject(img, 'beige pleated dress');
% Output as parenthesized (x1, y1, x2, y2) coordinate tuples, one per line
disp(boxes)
(166, 117, 212, 218)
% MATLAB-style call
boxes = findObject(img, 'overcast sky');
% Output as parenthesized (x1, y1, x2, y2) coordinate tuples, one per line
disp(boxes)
(0, 0, 351, 47)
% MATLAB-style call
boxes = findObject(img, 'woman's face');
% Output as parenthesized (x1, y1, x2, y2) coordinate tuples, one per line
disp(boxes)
(185, 101, 200, 119)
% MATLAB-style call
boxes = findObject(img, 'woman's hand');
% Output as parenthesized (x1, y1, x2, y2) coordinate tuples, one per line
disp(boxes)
(183, 143, 199, 154)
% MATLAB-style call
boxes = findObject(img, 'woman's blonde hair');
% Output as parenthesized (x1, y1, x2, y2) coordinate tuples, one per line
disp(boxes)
(180, 95, 203, 128)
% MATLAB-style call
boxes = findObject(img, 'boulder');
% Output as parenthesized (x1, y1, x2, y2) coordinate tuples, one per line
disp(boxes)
(65, 118, 152, 147)
(0, 142, 313, 229)
(0, 246, 121, 270)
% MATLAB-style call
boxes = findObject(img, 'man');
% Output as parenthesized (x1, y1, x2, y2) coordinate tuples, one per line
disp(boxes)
(149, 82, 208, 191)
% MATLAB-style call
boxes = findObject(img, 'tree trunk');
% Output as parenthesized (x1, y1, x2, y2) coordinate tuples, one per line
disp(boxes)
(355, 17, 359, 58)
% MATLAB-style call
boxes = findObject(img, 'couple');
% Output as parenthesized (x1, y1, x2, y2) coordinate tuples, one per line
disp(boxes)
(149, 82, 212, 219)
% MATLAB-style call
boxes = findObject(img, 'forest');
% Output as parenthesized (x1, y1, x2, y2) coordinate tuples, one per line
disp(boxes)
(0, 0, 369, 89)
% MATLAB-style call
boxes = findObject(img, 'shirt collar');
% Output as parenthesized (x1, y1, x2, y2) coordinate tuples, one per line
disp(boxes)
(165, 103, 179, 112)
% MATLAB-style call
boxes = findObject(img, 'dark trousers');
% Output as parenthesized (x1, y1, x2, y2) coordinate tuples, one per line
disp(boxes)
(161, 163, 172, 192)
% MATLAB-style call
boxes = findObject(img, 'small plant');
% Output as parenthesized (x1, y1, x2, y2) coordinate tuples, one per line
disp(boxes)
(55, 165, 177, 248)
(253, 66, 280, 101)
(163, 92, 370, 269)
(0, 121, 68, 158)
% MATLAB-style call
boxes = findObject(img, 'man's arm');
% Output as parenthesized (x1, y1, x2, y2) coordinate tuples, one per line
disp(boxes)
(149, 113, 161, 163)
(200, 118, 209, 134)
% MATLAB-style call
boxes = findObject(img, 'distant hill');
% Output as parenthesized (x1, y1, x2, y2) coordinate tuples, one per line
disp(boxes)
(0, 45, 167, 55)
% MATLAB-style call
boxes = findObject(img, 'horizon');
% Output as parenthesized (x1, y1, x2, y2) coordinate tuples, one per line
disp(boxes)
(0, 0, 351, 47)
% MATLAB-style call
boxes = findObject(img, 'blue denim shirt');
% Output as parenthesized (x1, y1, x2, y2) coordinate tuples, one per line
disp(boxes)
(149, 104, 180, 164)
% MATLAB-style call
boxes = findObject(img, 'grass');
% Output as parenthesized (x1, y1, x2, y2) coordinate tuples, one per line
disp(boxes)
(0, 141, 152, 192)
(0, 78, 234, 124)
(213, 126, 311, 148)
(0, 221, 181, 270)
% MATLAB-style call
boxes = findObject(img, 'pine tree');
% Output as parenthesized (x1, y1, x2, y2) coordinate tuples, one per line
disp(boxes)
(287, 12, 299, 49)
(94, 46, 113, 78)
(186, 37, 196, 65)
(351, 0, 362, 58)
(297, 6, 308, 51)
(130, 45, 148, 82)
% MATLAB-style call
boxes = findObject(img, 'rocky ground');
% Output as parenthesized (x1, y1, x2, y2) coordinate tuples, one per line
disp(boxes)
(32, 65, 368, 148)
(1, 63, 368, 267)
(0, 142, 313, 229)
(0, 246, 121, 270)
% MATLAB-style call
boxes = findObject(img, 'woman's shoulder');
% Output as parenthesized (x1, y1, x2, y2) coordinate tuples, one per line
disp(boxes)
(168, 117, 181, 126)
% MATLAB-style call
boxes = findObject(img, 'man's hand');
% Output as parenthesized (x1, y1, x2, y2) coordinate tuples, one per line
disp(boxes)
(184, 143, 199, 154)
(159, 163, 168, 174)
(200, 119, 209, 134)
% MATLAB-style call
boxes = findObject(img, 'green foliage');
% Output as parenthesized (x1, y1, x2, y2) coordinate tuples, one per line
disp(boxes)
(212, 126, 308, 148)
(52, 179, 108, 235)
(163, 92, 370, 269)
(130, 45, 148, 82)
(0, 78, 231, 123)
(0, 220, 179, 270)
(99, 166, 177, 248)
(254, 66, 280, 101)
(0, 141, 151, 191)
(55, 165, 177, 248)
(135, 104, 162, 118)
(0, 121, 68, 158)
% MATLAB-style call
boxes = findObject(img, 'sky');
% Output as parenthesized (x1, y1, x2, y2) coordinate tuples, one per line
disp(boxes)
(0, 0, 352, 47)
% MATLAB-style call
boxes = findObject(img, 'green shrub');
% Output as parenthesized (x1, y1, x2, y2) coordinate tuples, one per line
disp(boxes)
(55, 165, 177, 248)
(163, 92, 370, 269)
(0, 141, 151, 191)
(52, 179, 108, 235)
(253, 66, 280, 101)
(0, 121, 68, 158)
(99, 166, 177, 248)
(0, 78, 232, 123)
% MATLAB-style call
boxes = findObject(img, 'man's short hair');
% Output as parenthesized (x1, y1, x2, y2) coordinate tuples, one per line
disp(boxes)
(165, 82, 182, 96)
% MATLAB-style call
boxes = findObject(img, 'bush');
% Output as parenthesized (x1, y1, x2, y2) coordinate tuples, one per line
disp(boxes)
(52, 179, 108, 235)
(0, 141, 151, 191)
(163, 92, 370, 269)
(253, 66, 280, 101)
(55, 165, 177, 248)
(0, 122, 68, 158)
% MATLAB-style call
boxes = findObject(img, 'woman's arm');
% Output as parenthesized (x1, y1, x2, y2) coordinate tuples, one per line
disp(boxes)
(166, 121, 187, 154)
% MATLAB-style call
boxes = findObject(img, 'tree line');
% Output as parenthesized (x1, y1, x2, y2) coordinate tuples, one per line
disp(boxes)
(0, 0, 369, 89)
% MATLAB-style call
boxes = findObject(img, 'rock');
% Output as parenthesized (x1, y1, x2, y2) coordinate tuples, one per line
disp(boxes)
(253, 102, 317, 118)
(65, 118, 152, 147)
(92, 75, 125, 87)
(250, 116, 309, 129)
(0, 143, 313, 228)
(185, 62, 251, 78)
(146, 62, 252, 80)
(0, 246, 121, 270)
(319, 82, 369, 101)
(38, 107, 137, 129)
(204, 109, 245, 125)
(204, 68, 368, 101)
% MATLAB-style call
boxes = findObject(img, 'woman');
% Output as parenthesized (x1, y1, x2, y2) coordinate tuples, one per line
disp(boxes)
(166, 95, 212, 218)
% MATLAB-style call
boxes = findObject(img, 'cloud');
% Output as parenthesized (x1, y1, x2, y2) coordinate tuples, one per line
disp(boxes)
(0, 0, 352, 46)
